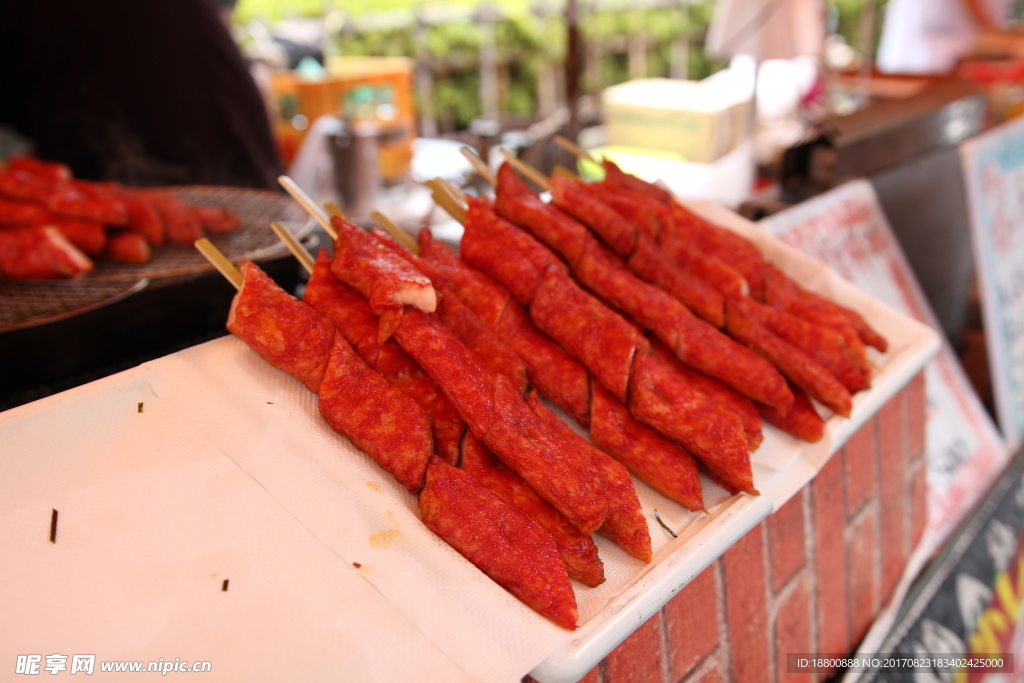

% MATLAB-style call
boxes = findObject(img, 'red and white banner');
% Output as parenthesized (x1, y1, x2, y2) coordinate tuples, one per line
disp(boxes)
(961, 117, 1024, 454)
(761, 180, 1007, 543)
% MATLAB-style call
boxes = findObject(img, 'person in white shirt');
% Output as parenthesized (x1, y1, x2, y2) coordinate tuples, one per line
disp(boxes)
(877, 0, 1014, 73)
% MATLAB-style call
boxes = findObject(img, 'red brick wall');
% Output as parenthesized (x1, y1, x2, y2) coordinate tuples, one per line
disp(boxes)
(527, 371, 927, 683)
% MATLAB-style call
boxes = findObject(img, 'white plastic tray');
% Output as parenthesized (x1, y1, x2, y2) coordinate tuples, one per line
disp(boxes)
(530, 200, 940, 682)
(0, 201, 939, 683)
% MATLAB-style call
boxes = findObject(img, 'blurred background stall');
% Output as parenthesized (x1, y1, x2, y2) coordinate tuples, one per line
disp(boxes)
(6, 0, 1024, 678)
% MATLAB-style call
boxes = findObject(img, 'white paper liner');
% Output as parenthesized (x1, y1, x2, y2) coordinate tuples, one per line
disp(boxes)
(0, 371, 473, 683)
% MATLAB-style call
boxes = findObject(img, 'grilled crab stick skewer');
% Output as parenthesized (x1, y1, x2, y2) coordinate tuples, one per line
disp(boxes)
(369, 200, 701, 511)
(500, 153, 741, 321)
(326, 215, 613, 537)
(559, 174, 863, 415)
(594, 156, 888, 355)
(316, 215, 606, 575)
(195, 237, 580, 629)
(277, 179, 628, 541)
(492, 160, 794, 414)
(483, 158, 780, 408)
(425, 181, 747, 486)
(500, 182, 827, 442)
(538, 160, 751, 303)
(544, 156, 753, 305)
(492, 160, 864, 419)
(280, 180, 526, 393)
(512, 167, 858, 428)
(356, 212, 530, 397)
(0, 224, 94, 279)
(546, 155, 768, 297)
(547, 145, 888, 356)
(288, 184, 643, 552)
(382, 224, 704, 513)
(421, 185, 756, 496)
(194, 238, 432, 491)
(329, 215, 656, 561)
(271, 223, 604, 584)
(459, 199, 759, 493)
(269, 221, 467, 465)
(540, 169, 869, 403)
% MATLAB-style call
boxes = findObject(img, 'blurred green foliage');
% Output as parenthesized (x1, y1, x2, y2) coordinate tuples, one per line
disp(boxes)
(236, 0, 540, 23)
(233, 0, 739, 131)
(830, 0, 891, 57)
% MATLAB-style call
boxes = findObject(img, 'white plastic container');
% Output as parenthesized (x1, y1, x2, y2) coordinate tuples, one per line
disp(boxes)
(602, 77, 752, 163)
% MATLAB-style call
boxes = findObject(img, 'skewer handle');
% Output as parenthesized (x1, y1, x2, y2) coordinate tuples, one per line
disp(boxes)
(553, 134, 596, 163)
(371, 211, 420, 254)
(446, 182, 468, 205)
(277, 175, 338, 240)
(498, 149, 554, 193)
(425, 179, 467, 225)
(195, 238, 243, 290)
(460, 147, 497, 185)
(323, 200, 346, 219)
(552, 164, 579, 180)
(270, 221, 315, 274)
(435, 177, 469, 208)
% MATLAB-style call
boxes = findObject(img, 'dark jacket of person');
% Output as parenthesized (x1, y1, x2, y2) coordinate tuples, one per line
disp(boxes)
(0, 0, 282, 189)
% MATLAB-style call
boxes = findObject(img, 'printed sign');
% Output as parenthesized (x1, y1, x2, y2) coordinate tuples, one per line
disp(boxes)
(961, 118, 1024, 452)
(859, 448, 1024, 683)
(761, 181, 1007, 543)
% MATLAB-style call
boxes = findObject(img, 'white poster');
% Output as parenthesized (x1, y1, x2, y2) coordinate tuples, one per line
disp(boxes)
(961, 117, 1024, 453)
(761, 180, 1007, 543)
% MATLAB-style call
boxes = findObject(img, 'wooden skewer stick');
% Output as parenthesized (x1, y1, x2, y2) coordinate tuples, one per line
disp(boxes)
(323, 200, 346, 219)
(425, 179, 468, 224)
(552, 164, 579, 180)
(432, 190, 467, 225)
(277, 175, 337, 239)
(436, 177, 469, 207)
(371, 210, 420, 254)
(498, 149, 554, 193)
(426, 177, 467, 209)
(460, 146, 497, 185)
(270, 221, 315, 274)
(422, 178, 443, 198)
(446, 182, 468, 205)
(430, 176, 468, 222)
(195, 238, 243, 290)
(553, 134, 596, 163)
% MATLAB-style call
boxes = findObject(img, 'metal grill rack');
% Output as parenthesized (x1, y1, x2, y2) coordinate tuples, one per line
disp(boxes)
(0, 186, 311, 331)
